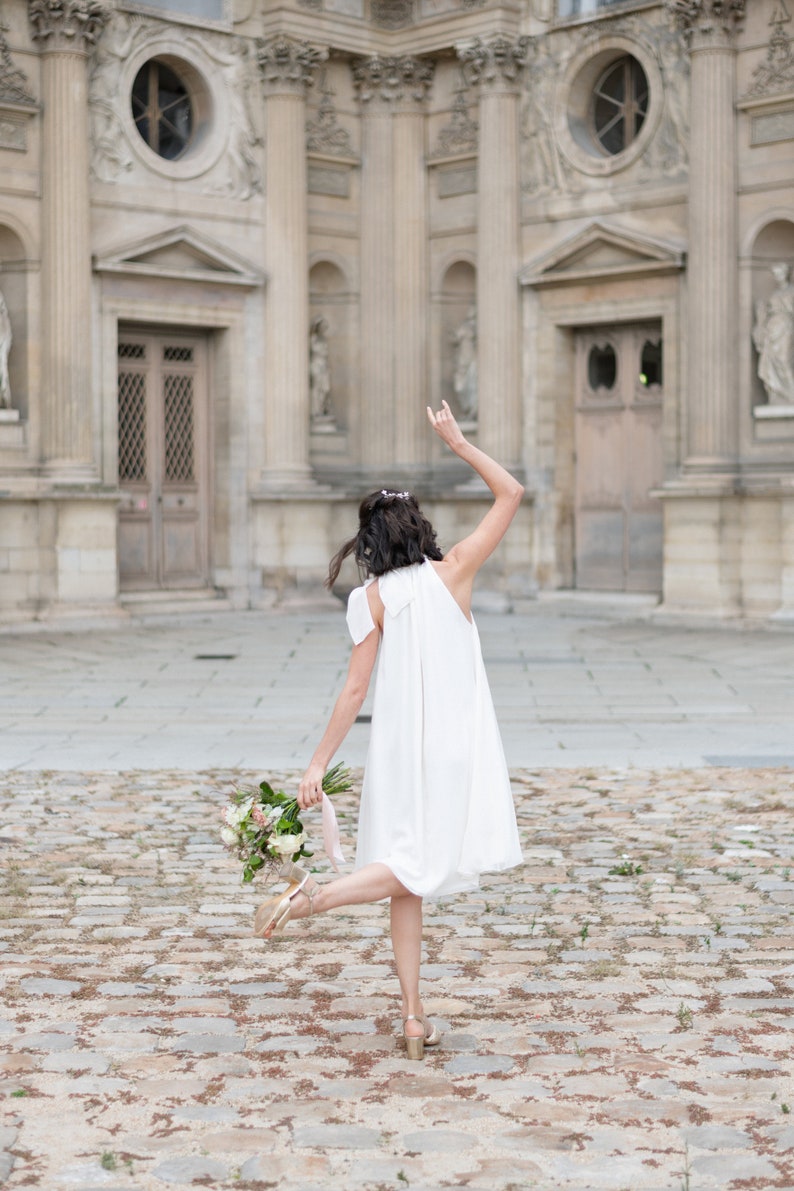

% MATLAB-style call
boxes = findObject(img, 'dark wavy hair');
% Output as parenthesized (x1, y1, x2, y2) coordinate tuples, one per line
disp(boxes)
(326, 490, 443, 589)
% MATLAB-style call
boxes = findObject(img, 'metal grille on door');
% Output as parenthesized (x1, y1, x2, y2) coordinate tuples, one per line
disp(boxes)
(117, 332, 208, 590)
(574, 324, 664, 593)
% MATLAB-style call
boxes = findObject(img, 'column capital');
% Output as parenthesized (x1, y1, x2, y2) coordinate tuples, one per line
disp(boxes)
(457, 35, 530, 93)
(28, 0, 108, 52)
(351, 54, 435, 108)
(256, 35, 327, 96)
(667, 0, 745, 50)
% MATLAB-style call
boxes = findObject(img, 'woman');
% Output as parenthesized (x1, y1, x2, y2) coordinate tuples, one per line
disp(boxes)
(254, 401, 524, 1060)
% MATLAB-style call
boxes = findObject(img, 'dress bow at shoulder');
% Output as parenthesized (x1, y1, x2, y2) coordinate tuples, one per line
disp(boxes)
(378, 565, 417, 619)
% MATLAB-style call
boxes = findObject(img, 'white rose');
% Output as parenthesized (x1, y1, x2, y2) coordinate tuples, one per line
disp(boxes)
(224, 798, 253, 828)
(220, 826, 238, 847)
(270, 832, 305, 858)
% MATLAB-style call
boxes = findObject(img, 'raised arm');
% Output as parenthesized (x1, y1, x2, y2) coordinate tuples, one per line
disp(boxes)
(427, 400, 524, 582)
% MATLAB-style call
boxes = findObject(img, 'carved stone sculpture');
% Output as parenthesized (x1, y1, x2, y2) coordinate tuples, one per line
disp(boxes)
(745, 1, 794, 98)
(306, 70, 354, 157)
(257, 36, 326, 95)
(666, 0, 745, 43)
(753, 262, 794, 407)
(28, 0, 108, 50)
(452, 307, 477, 421)
(458, 35, 531, 90)
(0, 22, 36, 104)
(309, 316, 332, 421)
(430, 78, 478, 159)
(0, 289, 12, 410)
(351, 54, 435, 106)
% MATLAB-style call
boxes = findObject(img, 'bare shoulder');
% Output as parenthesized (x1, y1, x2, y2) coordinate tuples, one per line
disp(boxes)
(429, 557, 474, 620)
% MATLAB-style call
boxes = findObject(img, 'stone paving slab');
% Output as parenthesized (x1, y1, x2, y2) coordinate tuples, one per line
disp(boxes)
(1, 766, 793, 1190)
(1, 602, 794, 770)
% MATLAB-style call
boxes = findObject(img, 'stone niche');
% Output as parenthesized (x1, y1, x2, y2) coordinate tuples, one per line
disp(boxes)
(750, 217, 794, 422)
(0, 223, 31, 448)
(308, 257, 355, 475)
(437, 258, 476, 422)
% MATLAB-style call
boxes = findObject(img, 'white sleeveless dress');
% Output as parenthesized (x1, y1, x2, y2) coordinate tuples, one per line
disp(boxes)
(346, 560, 522, 898)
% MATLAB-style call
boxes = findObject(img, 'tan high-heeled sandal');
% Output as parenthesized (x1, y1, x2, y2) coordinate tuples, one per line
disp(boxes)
(402, 1014, 441, 1061)
(253, 864, 317, 939)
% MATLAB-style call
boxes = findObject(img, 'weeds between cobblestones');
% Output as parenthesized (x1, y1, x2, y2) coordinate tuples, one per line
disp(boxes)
(0, 767, 793, 1190)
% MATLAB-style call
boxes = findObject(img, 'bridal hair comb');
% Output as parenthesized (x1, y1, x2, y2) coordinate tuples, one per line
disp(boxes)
(380, 490, 411, 501)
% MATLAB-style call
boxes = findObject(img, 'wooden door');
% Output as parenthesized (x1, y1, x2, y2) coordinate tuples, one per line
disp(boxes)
(117, 330, 210, 590)
(574, 323, 663, 592)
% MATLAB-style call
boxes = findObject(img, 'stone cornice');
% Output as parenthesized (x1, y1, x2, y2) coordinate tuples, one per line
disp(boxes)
(351, 53, 435, 106)
(28, 0, 108, 52)
(256, 35, 328, 96)
(457, 34, 530, 91)
(666, 0, 745, 49)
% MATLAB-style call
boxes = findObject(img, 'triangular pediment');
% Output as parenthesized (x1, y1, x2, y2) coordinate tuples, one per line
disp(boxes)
(94, 226, 265, 288)
(520, 221, 685, 287)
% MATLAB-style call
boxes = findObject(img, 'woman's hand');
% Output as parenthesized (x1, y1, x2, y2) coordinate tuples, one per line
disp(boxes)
(427, 400, 466, 452)
(298, 762, 325, 810)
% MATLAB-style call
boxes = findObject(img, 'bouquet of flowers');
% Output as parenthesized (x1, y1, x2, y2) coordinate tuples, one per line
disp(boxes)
(220, 763, 352, 884)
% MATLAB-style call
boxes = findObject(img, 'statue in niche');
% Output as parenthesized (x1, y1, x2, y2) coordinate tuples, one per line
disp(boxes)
(452, 307, 477, 421)
(309, 316, 334, 424)
(752, 262, 794, 407)
(0, 289, 12, 410)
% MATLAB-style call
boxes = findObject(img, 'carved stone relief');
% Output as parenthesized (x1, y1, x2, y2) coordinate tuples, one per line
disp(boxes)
(0, 21, 37, 151)
(521, 16, 690, 195)
(0, 23, 35, 105)
(89, 15, 262, 198)
(521, 36, 566, 195)
(306, 69, 355, 157)
(28, 0, 108, 50)
(638, 22, 689, 180)
(257, 35, 326, 94)
(745, 1, 794, 98)
(666, 0, 745, 43)
(351, 54, 435, 105)
(205, 41, 262, 200)
(429, 76, 478, 158)
(459, 35, 531, 90)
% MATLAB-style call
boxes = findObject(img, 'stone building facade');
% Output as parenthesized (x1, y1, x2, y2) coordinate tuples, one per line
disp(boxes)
(0, 0, 792, 622)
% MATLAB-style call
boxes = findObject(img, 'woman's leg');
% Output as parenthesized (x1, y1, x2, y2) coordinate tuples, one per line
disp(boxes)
(287, 862, 407, 919)
(271, 864, 426, 1037)
(390, 891, 425, 1038)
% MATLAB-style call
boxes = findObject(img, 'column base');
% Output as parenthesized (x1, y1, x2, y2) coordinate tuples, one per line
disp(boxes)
(41, 460, 100, 486)
(257, 466, 330, 494)
(658, 485, 794, 619)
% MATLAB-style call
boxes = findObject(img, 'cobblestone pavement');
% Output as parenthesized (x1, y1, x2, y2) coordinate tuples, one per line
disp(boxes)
(1, 766, 793, 1191)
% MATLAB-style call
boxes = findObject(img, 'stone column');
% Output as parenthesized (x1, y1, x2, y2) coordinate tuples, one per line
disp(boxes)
(353, 55, 434, 471)
(257, 36, 326, 489)
(29, 0, 107, 478)
(670, 0, 745, 471)
(459, 36, 528, 470)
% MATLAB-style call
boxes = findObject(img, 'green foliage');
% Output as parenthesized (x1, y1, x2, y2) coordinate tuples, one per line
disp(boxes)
(676, 1003, 693, 1031)
(226, 765, 352, 884)
(609, 856, 643, 877)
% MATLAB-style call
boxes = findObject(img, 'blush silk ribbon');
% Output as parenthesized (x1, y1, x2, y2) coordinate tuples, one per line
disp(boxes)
(321, 793, 345, 872)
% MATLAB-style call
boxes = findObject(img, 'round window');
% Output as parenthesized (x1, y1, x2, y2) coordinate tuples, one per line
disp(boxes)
(591, 56, 648, 157)
(131, 59, 194, 161)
